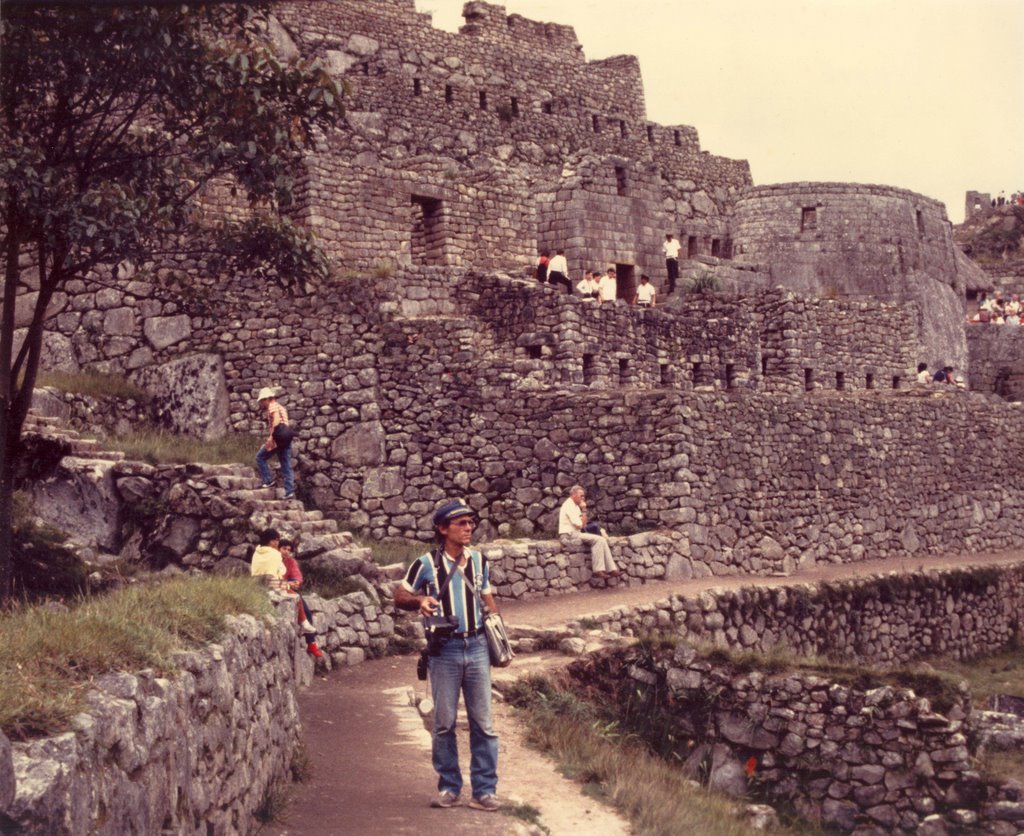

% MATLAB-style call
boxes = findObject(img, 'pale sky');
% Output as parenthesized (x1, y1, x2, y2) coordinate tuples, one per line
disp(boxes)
(417, 0, 1023, 223)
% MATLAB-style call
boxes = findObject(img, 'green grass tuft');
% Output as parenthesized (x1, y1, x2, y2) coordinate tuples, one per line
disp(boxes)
(0, 576, 270, 739)
(104, 429, 262, 465)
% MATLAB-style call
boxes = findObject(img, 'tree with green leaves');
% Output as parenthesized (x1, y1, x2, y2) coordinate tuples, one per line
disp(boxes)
(0, 3, 343, 599)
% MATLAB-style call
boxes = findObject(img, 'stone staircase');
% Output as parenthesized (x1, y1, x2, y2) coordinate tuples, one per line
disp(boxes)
(22, 409, 374, 572)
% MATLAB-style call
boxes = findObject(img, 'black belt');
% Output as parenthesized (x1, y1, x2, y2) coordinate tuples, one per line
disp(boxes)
(452, 628, 484, 638)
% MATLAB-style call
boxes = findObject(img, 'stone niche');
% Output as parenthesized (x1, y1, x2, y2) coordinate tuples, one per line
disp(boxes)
(130, 353, 230, 440)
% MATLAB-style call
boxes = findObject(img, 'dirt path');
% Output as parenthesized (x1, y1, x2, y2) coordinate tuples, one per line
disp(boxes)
(269, 656, 630, 835)
(501, 548, 1024, 629)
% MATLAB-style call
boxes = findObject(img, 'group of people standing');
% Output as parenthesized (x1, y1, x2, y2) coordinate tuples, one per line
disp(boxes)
(535, 241, 670, 309)
(969, 292, 1024, 326)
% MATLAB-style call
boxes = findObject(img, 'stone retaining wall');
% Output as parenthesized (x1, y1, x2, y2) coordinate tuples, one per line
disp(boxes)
(967, 323, 1024, 400)
(482, 531, 684, 599)
(0, 613, 309, 834)
(572, 644, 1023, 833)
(574, 562, 1024, 667)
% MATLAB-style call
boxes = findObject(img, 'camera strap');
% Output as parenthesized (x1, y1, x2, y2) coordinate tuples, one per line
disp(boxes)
(454, 558, 490, 617)
(431, 547, 456, 606)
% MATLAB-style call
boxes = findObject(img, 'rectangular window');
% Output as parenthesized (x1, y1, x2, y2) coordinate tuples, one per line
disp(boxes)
(865, 373, 874, 389)
(804, 368, 814, 391)
(692, 362, 703, 385)
(445, 85, 454, 104)
(510, 97, 520, 117)
(410, 195, 445, 266)
(583, 354, 595, 385)
(647, 125, 655, 143)
(660, 363, 670, 386)
(615, 166, 627, 197)
(725, 363, 736, 390)
(916, 209, 925, 235)
(801, 207, 817, 231)
(413, 78, 422, 96)
(479, 90, 487, 110)
(361, 62, 369, 75)
(761, 356, 768, 377)
(687, 235, 698, 258)
(542, 101, 553, 114)
(592, 114, 601, 133)
(892, 375, 901, 390)
(711, 238, 721, 257)
(674, 130, 681, 147)
(619, 119, 627, 138)
(836, 371, 845, 390)
(526, 345, 542, 359)
(618, 358, 629, 385)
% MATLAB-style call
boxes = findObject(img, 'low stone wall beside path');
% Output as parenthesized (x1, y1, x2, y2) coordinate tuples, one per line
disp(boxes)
(0, 612, 311, 835)
(572, 561, 1024, 667)
(482, 530, 688, 599)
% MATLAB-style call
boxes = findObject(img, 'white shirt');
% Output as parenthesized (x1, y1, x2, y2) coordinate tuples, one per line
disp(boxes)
(663, 238, 681, 259)
(598, 275, 617, 302)
(576, 277, 599, 296)
(547, 254, 568, 275)
(558, 496, 583, 535)
(636, 283, 656, 304)
(917, 370, 931, 384)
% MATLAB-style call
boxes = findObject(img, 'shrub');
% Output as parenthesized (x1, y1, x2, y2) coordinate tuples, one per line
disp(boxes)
(688, 270, 719, 294)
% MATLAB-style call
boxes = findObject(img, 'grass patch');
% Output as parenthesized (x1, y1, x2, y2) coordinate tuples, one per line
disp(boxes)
(37, 371, 152, 403)
(255, 783, 292, 825)
(11, 492, 88, 600)
(355, 536, 426, 568)
(501, 802, 548, 832)
(934, 646, 1024, 704)
(300, 562, 366, 599)
(507, 674, 797, 836)
(0, 576, 270, 740)
(104, 429, 262, 465)
(980, 749, 1024, 786)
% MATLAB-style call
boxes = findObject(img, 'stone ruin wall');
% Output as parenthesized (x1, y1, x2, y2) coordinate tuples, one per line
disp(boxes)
(967, 324, 1024, 401)
(0, 612, 307, 835)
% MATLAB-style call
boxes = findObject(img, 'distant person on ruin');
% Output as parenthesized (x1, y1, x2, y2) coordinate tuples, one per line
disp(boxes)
(633, 274, 656, 307)
(535, 250, 549, 284)
(393, 499, 502, 812)
(547, 249, 570, 293)
(558, 486, 619, 580)
(916, 363, 930, 384)
(933, 365, 955, 385)
(663, 233, 681, 294)
(598, 267, 617, 303)
(1007, 295, 1021, 316)
(576, 270, 600, 300)
(256, 386, 295, 499)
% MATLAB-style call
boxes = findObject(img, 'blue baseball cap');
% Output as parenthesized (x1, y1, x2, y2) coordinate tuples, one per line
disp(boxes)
(432, 499, 475, 527)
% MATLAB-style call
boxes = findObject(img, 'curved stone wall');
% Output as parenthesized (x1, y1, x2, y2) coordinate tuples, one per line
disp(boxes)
(732, 183, 969, 371)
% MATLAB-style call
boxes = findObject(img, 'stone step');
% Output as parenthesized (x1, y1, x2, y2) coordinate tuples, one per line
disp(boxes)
(69, 448, 126, 462)
(193, 463, 258, 478)
(25, 414, 63, 427)
(289, 518, 339, 535)
(208, 474, 264, 491)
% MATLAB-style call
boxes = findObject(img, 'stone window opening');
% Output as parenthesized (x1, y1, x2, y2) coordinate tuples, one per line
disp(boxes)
(582, 353, 596, 385)
(410, 195, 445, 266)
(542, 101, 553, 115)
(647, 125, 655, 143)
(615, 166, 628, 197)
(711, 238, 721, 257)
(692, 362, 703, 385)
(413, 78, 422, 96)
(510, 97, 520, 117)
(801, 207, 817, 231)
(804, 368, 814, 391)
(445, 85, 454, 104)
(761, 356, 768, 377)
(592, 114, 601, 133)
(674, 130, 681, 146)
(526, 345, 543, 359)
(479, 90, 488, 110)
(866, 373, 874, 390)
(916, 209, 925, 235)
(892, 375, 902, 390)
(660, 363, 670, 386)
(836, 371, 845, 390)
(687, 235, 698, 258)
(618, 119, 627, 138)
(361, 62, 369, 75)
(725, 363, 736, 390)
(618, 358, 629, 385)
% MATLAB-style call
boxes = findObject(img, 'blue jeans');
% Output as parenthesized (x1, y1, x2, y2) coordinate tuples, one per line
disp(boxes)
(256, 445, 294, 495)
(429, 634, 498, 798)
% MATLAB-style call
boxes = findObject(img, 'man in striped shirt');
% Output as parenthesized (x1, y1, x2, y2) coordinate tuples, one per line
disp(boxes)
(394, 499, 502, 812)
(255, 386, 295, 499)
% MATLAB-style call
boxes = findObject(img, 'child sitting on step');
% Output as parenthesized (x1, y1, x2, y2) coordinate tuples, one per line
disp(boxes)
(280, 538, 324, 659)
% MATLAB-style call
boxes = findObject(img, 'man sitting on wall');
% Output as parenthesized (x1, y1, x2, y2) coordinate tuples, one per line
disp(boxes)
(558, 486, 619, 579)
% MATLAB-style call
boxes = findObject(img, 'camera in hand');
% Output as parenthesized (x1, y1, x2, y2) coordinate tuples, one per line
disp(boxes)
(423, 614, 458, 656)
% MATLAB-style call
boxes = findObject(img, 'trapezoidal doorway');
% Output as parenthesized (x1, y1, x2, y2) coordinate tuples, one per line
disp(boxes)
(615, 264, 636, 301)
(410, 195, 445, 266)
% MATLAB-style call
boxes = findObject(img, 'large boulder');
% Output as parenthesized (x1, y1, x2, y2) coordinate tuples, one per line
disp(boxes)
(27, 457, 121, 552)
(130, 353, 229, 440)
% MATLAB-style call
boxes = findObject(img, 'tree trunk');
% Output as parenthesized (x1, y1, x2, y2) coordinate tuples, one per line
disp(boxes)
(0, 209, 19, 600)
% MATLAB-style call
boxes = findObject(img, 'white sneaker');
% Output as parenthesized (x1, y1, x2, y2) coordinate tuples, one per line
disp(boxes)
(300, 620, 315, 634)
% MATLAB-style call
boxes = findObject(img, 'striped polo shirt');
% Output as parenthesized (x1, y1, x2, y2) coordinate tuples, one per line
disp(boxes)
(402, 548, 491, 634)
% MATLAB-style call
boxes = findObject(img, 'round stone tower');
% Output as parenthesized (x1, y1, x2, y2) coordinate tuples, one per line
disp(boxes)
(732, 182, 972, 374)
